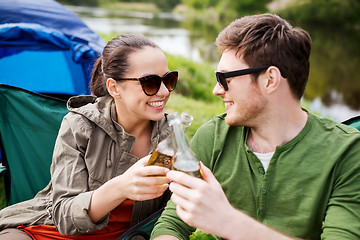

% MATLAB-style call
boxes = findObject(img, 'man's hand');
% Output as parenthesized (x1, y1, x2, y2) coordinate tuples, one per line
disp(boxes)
(167, 162, 234, 237)
(166, 162, 297, 240)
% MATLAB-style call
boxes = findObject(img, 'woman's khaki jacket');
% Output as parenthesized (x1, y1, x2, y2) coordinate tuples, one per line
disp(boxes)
(0, 95, 171, 235)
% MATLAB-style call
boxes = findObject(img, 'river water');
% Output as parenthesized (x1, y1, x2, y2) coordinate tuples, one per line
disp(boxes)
(68, 6, 360, 122)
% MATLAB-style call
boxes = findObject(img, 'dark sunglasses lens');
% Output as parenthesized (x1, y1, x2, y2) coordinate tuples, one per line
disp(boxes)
(216, 73, 228, 91)
(141, 76, 161, 96)
(163, 72, 178, 92)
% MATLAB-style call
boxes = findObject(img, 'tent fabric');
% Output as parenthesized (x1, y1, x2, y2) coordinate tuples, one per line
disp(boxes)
(0, 0, 106, 97)
(0, 23, 98, 61)
(0, 0, 105, 54)
(0, 23, 97, 96)
(342, 116, 360, 131)
(0, 23, 72, 51)
(0, 84, 69, 205)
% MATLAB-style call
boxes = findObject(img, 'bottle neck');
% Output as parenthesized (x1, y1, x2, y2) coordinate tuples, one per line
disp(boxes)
(171, 121, 188, 152)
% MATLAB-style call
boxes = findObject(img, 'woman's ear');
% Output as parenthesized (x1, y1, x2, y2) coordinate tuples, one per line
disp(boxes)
(106, 78, 121, 99)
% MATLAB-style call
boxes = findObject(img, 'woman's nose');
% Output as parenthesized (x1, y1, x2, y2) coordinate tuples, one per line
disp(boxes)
(157, 81, 170, 96)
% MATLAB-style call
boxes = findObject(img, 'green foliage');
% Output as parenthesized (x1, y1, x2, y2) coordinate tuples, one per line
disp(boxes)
(99, 33, 120, 43)
(166, 54, 218, 102)
(278, 0, 360, 110)
(304, 25, 360, 110)
(152, 0, 180, 11)
(181, 0, 270, 13)
(166, 93, 224, 140)
(119, 0, 180, 11)
(180, 0, 272, 24)
(189, 229, 222, 240)
(181, 0, 218, 10)
(217, 0, 271, 15)
(278, 0, 360, 26)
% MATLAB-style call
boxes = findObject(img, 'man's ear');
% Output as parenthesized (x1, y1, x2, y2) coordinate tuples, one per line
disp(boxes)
(264, 66, 282, 95)
(106, 78, 121, 99)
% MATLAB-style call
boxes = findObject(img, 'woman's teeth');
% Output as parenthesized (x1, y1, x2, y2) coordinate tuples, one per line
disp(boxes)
(148, 101, 164, 107)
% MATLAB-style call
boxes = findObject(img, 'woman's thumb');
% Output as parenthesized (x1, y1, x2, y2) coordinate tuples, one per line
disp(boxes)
(137, 155, 151, 166)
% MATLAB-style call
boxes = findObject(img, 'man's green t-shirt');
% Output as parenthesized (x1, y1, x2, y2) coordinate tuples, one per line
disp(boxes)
(151, 112, 360, 239)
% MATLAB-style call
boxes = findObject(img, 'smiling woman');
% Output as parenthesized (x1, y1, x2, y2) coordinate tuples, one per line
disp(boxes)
(105, 44, 175, 125)
(0, 34, 176, 240)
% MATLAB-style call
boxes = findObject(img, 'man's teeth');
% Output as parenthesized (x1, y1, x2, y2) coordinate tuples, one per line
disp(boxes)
(224, 102, 233, 107)
(148, 101, 164, 107)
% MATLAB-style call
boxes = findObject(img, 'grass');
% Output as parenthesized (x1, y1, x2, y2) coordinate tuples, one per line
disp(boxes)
(165, 93, 224, 140)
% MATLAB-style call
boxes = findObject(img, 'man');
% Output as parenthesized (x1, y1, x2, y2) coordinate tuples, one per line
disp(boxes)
(151, 13, 360, 239)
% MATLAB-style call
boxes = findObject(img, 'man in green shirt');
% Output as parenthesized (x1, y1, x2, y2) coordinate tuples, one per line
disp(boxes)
(151, 13, 360, 239)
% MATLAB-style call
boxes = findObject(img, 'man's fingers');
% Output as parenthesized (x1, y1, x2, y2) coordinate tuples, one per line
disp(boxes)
(167, 170, 203, 188)
(171, 191, 193, 214)
(168, 180, 193, 199)
(199, 162, 217, 183)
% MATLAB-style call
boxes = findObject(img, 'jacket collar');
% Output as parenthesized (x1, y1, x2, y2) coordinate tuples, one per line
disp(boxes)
(67, 95, 169, 147)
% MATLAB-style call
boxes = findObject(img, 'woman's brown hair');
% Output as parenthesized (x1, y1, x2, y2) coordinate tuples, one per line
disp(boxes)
(91, 34, 159, 97)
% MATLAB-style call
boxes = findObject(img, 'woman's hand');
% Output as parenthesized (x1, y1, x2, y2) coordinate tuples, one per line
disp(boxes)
(89, 155, 170, 223)
(115, 155, 170, 201)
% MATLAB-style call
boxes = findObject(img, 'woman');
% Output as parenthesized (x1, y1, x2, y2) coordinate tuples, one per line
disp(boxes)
(0, 34, 177, 239)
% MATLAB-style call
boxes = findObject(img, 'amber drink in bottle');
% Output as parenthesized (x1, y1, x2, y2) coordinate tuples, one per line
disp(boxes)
(147, 112, 193, 169)
(147, 133, 176, 169)
(172, 158, 202, 179)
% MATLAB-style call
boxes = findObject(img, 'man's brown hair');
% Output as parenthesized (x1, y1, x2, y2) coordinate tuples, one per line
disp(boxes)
(216, 13, 311, 99)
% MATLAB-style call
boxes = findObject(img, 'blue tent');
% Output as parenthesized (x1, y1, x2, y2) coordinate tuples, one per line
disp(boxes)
(0, 0, 106, 97)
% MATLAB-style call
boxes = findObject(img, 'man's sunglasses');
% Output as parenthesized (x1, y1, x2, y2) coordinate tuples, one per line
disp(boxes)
(215, 66, 270, 91)
(116, 71, 178, 96)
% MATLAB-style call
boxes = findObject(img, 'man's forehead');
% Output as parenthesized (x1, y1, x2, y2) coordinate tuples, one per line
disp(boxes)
(217, 50, 247, 71)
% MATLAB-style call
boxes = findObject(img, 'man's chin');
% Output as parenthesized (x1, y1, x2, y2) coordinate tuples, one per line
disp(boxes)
(225, 115, 238, 126)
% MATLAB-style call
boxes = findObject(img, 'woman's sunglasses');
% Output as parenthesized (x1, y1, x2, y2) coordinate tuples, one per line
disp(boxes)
(116, 71, 178, 96)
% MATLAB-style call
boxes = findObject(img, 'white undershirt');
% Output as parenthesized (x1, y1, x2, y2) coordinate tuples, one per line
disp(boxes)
(253, 152, 274, 172)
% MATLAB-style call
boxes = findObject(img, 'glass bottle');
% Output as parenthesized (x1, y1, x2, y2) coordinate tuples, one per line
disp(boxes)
(170, 113, 203, 179)
(147, 112, 192, 169)
(180, 112, 193, 134)
(146, 128, 176, 169)
(147, 112, 196, 171)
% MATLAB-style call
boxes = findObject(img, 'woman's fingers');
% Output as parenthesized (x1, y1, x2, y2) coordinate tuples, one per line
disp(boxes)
(142, 165, 170, 177)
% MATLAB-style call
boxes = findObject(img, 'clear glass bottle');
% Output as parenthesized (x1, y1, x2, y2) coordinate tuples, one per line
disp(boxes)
(170, 113, 203, 179)
(147, 112, 194, 174)
(147, 112, 192, 169)
(146, 129, 176, 169)
(180, 112, 193, 134)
